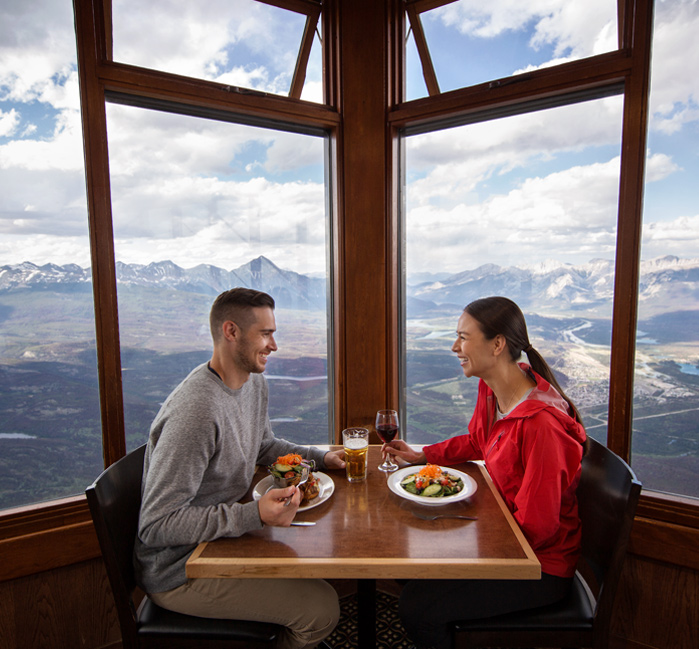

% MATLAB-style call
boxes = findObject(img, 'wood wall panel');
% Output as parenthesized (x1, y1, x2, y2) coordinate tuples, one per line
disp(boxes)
(0, 559, 120, 649)
(613, 554, 698, 649)
(0, 549, 696, 649)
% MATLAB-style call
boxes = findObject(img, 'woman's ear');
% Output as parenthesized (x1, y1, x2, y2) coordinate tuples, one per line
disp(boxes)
(492, 334, 508, 357)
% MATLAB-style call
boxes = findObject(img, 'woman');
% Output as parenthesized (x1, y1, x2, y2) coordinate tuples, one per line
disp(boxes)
(385, 296, 587, 649)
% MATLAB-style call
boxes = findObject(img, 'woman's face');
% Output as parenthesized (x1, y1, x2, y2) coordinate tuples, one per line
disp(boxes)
(451, 312, 498, 379)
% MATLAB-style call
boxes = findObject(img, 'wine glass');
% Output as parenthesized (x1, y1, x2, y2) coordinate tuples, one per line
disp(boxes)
(375, 409, 400, 472)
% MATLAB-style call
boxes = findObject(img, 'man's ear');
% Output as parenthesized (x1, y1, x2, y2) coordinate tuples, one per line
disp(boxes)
(222, 320, 239, 341)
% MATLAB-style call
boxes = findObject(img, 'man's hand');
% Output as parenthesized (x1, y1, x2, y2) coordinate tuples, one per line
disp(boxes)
(257, 485, 303, 526)
(323, 449, 346, 470)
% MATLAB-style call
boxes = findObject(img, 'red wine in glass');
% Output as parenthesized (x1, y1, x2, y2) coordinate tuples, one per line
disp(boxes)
(376, 409, 399, 472)
(376, 424, 399, 443)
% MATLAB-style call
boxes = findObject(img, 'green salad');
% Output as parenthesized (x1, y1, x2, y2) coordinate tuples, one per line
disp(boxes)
(400, 464, 464, 497)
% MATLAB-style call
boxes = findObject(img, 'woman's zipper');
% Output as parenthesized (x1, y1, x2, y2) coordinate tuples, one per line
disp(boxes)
(486, 430, 504, 458)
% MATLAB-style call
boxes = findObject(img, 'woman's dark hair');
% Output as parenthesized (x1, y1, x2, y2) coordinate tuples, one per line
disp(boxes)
(464, 296, 583, 425)
(210, 287, 275, 341)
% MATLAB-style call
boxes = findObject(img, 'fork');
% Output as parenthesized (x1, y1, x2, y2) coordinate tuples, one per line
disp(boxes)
(411, 511, 478, 521)
(284, 468, 309, 507)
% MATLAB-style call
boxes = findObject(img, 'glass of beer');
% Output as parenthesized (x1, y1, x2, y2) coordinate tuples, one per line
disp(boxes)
(343, 427, 369, 482)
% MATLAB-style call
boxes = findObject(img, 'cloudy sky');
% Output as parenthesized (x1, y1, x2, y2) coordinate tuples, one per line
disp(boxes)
(1, 0, 697, 277)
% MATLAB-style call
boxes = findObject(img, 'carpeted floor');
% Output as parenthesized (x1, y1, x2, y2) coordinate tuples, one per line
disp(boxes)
(325, 586, 543, 649)
(326, 589, 412, 649)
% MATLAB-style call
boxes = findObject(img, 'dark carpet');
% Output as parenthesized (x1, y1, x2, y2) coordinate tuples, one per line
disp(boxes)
(325, 589, 542, 649)
(326, 590, 413, 649)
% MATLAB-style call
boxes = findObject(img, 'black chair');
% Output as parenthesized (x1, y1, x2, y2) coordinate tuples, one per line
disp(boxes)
(86, 443, 282, 649)
(451, 437, 642, 649)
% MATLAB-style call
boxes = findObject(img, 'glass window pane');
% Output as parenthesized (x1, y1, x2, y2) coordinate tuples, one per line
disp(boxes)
(407, 0, 618, 100)
(112, 0, 322, 102)
(105, 104, 330, 450)
(0, 0, 102, 509)
(404, 97, 623, 445)
(634, 0, 699, 500)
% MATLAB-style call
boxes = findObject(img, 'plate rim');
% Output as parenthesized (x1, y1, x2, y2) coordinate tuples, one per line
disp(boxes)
(387, 464, 477, 506)
(253, 471, 335, 511)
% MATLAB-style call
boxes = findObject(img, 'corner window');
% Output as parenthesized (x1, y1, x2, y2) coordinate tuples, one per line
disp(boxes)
(403, 96, 623, 445)
(633, 0, 699, 500)
(0, 0, 102, 509)
(112, 0, 323, 102)
(105, 103, 331, 449)
(406, 0, 618, 99)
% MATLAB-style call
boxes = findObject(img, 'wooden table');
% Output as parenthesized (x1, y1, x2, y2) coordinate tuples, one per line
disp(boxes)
(187, 446, 540, 647)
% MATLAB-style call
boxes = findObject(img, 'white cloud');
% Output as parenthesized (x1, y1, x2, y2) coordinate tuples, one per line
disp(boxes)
(264, 132, 324, 174)
(644, 151, 680, 183)
(406, 96, 623, 208)
(0, 1, 76, 103)
(407, 155, 622, 274)
(648, 0, 699, 135)
(433, 0, 617, 58)
(0, 233, 92, 268)
(0, 107, 84, 171)
(99, 102, 327, 272)
(0, 108, 20, 137)
(642, 213, 699, 259)
(111, 0, 308, 96)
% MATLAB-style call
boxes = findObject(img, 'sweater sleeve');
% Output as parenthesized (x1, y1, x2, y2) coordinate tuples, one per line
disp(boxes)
(138, 403, 263, 549)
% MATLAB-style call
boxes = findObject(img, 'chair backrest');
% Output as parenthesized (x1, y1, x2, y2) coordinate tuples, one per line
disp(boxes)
(86, 444, 147, 647)
(577, 437, 641, 645)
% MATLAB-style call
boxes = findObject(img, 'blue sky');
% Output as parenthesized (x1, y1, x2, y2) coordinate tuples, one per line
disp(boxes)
(0, 0, 697, 276)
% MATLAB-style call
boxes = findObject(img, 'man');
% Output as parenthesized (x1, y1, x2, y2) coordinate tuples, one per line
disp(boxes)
(134, 287, 345, 649)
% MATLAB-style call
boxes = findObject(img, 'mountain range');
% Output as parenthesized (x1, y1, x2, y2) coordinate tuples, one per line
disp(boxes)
(1, 255, 698, 316)
(0, 256, 327, 311)
(408, 255, 699, 317)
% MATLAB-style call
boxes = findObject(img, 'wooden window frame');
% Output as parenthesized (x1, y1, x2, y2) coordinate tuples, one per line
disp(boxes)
(1, 0, 697, 584)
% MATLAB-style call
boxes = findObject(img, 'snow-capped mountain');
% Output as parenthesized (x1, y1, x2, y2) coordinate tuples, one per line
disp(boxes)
(407, 255, 699, 315)
(2, 255, 698, 316)
(0, 256, 326, 310)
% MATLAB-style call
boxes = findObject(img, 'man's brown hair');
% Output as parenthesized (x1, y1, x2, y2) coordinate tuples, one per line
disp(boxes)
(209, 288, 275, 341)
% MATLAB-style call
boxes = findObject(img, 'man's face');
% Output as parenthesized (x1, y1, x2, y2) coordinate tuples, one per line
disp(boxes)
(233, 306, 278, 374)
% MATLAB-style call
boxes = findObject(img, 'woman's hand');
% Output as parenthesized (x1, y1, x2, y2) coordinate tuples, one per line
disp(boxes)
(257, 486, 302, 526)
(382, 439, 426, 465)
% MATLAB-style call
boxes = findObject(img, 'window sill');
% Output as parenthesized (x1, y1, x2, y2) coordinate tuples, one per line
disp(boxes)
(0, 496, 100, 583)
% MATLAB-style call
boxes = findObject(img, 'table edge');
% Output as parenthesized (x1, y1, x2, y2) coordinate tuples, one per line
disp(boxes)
(186, 555, 541, 580)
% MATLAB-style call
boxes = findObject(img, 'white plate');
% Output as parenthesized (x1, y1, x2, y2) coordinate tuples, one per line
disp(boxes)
(253, 472, 335, 511)
(387, 465, 477, 506)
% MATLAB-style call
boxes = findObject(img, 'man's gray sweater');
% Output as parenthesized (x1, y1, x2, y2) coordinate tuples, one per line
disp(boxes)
(134, 363, 327, 593)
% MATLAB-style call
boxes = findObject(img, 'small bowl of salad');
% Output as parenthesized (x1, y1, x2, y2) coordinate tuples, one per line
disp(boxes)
(268, 453, 316, 488)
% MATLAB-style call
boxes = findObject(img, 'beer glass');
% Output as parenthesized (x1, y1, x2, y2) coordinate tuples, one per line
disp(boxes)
(343, 427, 369, 482)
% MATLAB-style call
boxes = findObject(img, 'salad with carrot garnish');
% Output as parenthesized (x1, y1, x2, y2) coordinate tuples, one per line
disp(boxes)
(400, 464, 464, 497)
(267, 454, 319, 502)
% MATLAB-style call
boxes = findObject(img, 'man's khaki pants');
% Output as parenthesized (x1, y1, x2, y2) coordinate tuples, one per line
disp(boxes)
(151, 577, 340, 649)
